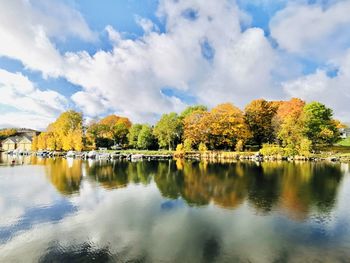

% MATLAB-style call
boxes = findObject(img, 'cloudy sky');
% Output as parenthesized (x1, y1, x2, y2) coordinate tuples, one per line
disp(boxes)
(0, 0, 350, 129)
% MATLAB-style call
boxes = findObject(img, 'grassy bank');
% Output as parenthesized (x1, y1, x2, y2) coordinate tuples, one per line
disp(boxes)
(336, 138, 350, 147)
(114, 149, 174, 155)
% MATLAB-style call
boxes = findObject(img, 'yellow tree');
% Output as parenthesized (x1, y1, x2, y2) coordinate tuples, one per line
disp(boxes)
(31, 135, 38, 151)
(183, 110, 210, 146)
(42, 110, 84, 151)
(46, 133, 56, 150)
(37, 132, 48, 150)
(207, 103, 251, 150)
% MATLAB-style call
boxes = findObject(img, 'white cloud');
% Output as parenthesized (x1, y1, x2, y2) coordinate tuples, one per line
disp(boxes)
(0, 0, 279, 124)
(270, 1, 350, 60)
(283, 49, 350, 120)
(1, 0, 350, 126)
(0, 69, 67, 129)
(0, 0, 95, 77)
(60, 0, 278, 120)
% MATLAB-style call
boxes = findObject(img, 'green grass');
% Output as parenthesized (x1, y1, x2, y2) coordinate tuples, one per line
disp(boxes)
(110, 149, 174, 155)
(337, 138, 350, 147)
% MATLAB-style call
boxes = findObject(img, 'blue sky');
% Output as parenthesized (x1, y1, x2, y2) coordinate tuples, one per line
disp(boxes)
(0, 0, 350, 129)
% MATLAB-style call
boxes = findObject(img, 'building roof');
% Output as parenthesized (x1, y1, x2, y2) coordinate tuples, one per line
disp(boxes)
(18, 135, 32, 143)
(2, 135, 33, 144)
(2, 136, 21, 144)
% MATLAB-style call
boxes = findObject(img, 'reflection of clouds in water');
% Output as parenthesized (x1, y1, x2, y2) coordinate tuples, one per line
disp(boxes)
(0, 166, 58, 226)
(1, 175, 349, 262)
(1, 162, 350, 262)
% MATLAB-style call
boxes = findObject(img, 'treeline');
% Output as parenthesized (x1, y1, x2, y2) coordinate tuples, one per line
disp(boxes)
(0, 128, 17, 140)
(32, 98, 344, 155)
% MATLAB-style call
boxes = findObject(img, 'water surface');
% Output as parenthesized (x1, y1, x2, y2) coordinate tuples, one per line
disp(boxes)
(1, 154, 350, 262)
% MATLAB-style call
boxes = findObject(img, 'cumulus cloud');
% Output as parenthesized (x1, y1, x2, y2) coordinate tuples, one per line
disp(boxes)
(0, 69, 67, 129)
(1, 0, 350, 126)
(60, 0, 278, 121)
(283, 49, 350, 120)
(0, 0, 95, 77)
(0, 0, 279, 124)
(270, 1, 350, 60)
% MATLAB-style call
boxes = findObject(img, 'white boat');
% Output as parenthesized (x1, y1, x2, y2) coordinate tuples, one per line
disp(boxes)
(66, 151, 76, 158)
(98, 153, 110, 159)
(88, 150, 97, 159)
(131, 154, 144, 161)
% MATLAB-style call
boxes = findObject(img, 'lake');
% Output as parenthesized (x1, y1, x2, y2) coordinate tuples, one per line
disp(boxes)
(1, 154, 350, 262)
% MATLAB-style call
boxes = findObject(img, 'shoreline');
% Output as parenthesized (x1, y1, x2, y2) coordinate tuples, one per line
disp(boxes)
(2, 150, 350, 163)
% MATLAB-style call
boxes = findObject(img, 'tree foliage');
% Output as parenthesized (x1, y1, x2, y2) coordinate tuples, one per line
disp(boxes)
(0, 128, 17, 140)
(128, 124, 143, 149)
(244, 99, 278, 146)
(180, 105, 208, 119)
(303, 102, 339, 145)
(86, 114, 132, 148)
(154, 113, 182, 150)
(137, 125, 155, 150)
(36, 110, 84, 151)
(26, 98, 342, 154)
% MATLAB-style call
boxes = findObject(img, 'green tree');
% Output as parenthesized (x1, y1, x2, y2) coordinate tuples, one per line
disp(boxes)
(153, 113, 182, 150)
(303, 102, 339, 145)
(128, 124, 143, 148)
(180, 105, 208, 119)
(113, 123, 129, 146)
(137, 125, 155, 150)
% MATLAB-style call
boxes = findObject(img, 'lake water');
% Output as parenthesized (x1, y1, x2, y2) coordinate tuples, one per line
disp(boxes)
(1, 154, 350, 262)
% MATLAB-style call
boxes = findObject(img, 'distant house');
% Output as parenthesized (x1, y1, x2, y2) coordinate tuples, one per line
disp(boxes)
(1, 132, 38, 151)
(17, 135, 33, 151)
(1, 137, 18, 151)
(339, 128, 350, 139)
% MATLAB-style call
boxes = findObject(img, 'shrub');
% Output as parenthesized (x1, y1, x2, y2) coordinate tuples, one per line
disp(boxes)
(198, 142, 208, 152)
(176, 143, 184, 153)
(298, 138, 312, 157)
(260, 144, 285, 156)
(235, 140, 244, 152)
(183, 139, 193, 152)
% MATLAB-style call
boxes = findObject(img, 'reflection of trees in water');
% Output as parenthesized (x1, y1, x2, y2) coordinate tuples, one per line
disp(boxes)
(154, 160, 343, 218)
(42, 158, 343, 218)
(38, 242, 116, 263)
(179, 161, 252, 208)
(44, 158, 82, 195)
(86, 160, 157, 190)
(261, 162, 343, 220)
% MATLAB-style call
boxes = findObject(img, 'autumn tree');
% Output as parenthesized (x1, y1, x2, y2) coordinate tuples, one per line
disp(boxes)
(37, 110, 83, 151)
(273, 98, 307, 153)
(153, 113, 182, 150)
(0, 128, 17, 140)
(244, 99, 278, 146)
(183, 110, 210, 147)
(37, 132, 48, 150)
(31, 135, 38, 151)
(87, 115, 132, 148)
(206, 103, 251, 150)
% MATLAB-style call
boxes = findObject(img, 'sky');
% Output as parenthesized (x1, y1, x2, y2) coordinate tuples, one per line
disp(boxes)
(0, 0, 350, 130)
